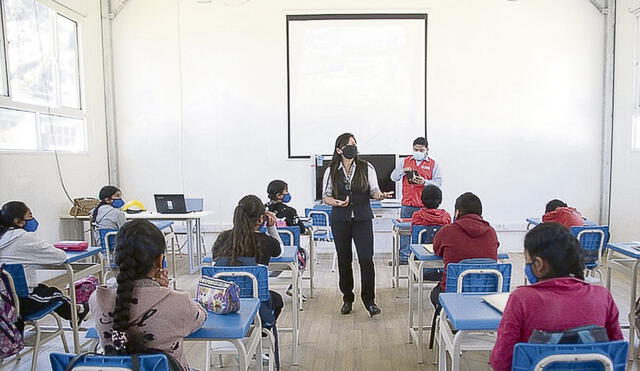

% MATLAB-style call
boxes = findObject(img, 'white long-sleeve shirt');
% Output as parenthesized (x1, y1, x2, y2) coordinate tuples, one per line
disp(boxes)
(0, 229, 67, 288)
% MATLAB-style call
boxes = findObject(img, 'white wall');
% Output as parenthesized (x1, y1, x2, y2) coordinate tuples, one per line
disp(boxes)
(0, 0, 108, 242)
(610, 0, 640, 242)
(112, 0, 605, 238)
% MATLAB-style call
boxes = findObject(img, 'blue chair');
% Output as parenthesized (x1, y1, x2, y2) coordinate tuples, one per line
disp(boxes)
(445, 258, 512, 294)
(411, 225, 442, 244)
(259, 225, 301, 248)
(50, 352, 171, 371)
(304, 208, 333, 242)
(2, 264, 68, 371)
(98, 228, 119, 280)
(569, 226, 610, 280)
(201, 265, 276, 370)
(411, 225, 443, 281)
(512, 340, 628, 371)
(429, 259, 512, 352)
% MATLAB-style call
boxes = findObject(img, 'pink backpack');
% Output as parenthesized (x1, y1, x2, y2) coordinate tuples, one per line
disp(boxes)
(0, 266, 24, 358)
(74, 276, 99, 304)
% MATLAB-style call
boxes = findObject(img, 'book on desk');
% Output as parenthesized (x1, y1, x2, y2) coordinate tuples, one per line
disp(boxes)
(482, 292, 510, 313)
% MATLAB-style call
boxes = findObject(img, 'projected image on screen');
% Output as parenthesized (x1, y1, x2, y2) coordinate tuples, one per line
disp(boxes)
(287, 14, 427, 158)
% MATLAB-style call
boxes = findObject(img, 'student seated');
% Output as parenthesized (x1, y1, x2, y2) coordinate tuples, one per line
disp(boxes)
(265, 179, 306, 233)
(212, 195, 285, 369)
(91, 185, 127, 244)
(541, 199, 585, 229)
(489, 223, 623, 371)
(90, 219, 206, 371)
(430, 192, 499, 307)
(266, 179, 309, 299)
(411, 185, 451, 227)
(0, 201, 89, 328)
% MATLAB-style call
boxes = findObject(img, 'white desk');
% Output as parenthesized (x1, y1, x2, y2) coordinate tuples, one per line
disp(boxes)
(126, 212, 211, 274)
(60, 211, 211, 274)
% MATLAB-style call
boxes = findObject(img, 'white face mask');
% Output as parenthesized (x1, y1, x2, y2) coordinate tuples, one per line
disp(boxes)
(413, 151, 427, 161)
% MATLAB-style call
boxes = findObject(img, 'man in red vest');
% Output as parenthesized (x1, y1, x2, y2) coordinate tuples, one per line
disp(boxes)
(390, 137, 443, 264)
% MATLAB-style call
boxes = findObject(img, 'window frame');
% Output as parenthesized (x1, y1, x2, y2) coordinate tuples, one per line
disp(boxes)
(0, 0, 87, 153)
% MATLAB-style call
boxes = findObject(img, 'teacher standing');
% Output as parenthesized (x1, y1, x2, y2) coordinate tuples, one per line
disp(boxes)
(322, 133, 393, 317)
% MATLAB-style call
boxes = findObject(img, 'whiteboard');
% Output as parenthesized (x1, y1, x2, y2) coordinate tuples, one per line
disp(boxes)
(287, 15, 427, 158)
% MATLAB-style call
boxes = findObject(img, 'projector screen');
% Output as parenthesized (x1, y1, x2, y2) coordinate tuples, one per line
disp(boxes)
(287, 14, 427, 158)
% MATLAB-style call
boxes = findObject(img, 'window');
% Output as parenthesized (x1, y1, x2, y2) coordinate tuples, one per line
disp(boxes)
(0, 0, 85, 152)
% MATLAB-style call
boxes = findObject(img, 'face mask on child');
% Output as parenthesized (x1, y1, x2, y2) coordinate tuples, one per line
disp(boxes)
(282, 194, 291, 203)
(23, 218, 39, 232)
(111, 199, 125, 209)
(525, 263, 538, 284)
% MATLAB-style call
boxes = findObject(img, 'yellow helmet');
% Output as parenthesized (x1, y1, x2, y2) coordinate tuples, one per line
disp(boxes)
(123, 200, 146, 214)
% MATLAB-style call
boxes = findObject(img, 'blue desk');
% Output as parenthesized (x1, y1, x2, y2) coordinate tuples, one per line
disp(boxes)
(438, 293, 502, 371)
(407, 244, 508, 364)
(41, 247, 104, 353)
(526, 217, 598, 229)
(87, 298, 263, 371)
(391, 219, 412, 292)
(605, 242, 640, 360)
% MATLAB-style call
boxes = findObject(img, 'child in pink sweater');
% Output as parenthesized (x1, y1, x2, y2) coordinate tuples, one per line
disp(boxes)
(90, 220, 206, 370)
(489, 223, 623, 371)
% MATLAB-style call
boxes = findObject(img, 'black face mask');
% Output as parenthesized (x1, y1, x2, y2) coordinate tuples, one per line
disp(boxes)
(341, 145, 357, 159)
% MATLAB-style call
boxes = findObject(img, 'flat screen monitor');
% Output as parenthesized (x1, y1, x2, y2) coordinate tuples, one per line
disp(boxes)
(313, 154, 397, 201)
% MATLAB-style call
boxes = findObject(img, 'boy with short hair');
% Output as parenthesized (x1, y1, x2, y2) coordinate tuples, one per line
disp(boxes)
(430, 192, 499, 307)
(411, 185, 451, 227)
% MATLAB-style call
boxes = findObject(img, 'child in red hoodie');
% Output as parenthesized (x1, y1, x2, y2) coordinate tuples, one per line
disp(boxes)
(430, 192, 499, 307)
(541, 199, 585, 229)
(411, 184, 451, 227)
(489, 223, 622, 371)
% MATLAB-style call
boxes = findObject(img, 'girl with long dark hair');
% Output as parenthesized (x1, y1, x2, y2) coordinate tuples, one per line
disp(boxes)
(489, 223, 623, 371)
(90, 219, 206, 371)
(321, 133, 393, 316)
(212, 195, 285, 369)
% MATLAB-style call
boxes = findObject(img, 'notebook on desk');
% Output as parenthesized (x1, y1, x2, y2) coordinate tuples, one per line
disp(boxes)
(482, 292, 511, 313)
(422, 244, 434, 254)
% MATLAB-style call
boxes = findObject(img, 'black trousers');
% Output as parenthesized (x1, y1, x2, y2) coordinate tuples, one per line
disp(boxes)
(331, 219, 376, 304)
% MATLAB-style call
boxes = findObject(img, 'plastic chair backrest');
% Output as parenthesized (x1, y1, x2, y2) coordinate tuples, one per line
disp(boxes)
(445, 258, 511, 293)
(411, 225, 442, 244)
(2, 264, 29, 298)
(569, 226, 610, 269)
(49, 352, 171, 371)
(512, 340, 628, 371)
(305, 208, 331, 227)
(98, 229, 118, 254)
(257, 226, 300, 247)
(277, 226, 300, 247)
(202, 265, 270, 302)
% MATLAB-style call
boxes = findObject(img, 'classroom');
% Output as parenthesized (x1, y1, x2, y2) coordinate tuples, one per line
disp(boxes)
(0, 0, 639, 370)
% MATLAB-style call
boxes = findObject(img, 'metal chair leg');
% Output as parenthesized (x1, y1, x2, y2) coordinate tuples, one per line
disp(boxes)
(54, 314, 69, 353)
(30, 322, 41, 371)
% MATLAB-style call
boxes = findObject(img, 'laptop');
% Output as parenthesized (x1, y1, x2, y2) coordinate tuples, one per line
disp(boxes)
(185, 198, 204, 212)
(154, 194, 189, 214)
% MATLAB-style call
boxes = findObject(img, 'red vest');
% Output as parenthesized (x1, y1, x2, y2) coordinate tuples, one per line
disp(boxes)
(402, 156, 436, 208)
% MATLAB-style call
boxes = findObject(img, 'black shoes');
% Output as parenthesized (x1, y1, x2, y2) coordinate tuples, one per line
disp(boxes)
(364, 303, 382, 317)
(341, 301, 353, 315)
